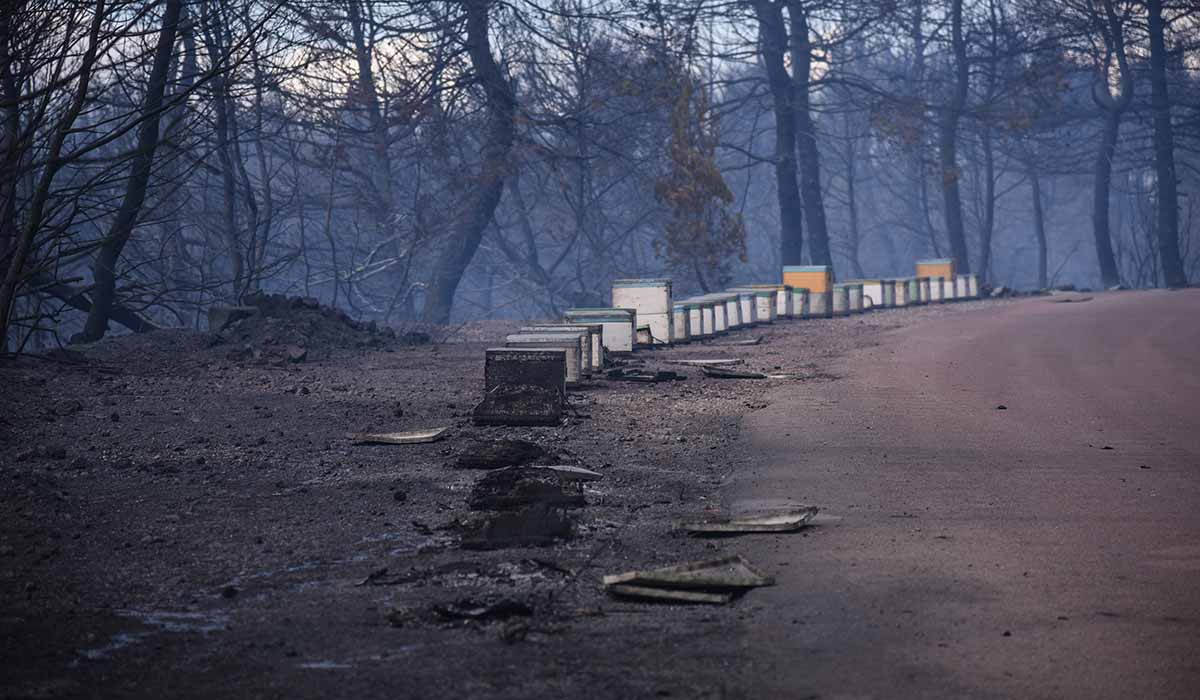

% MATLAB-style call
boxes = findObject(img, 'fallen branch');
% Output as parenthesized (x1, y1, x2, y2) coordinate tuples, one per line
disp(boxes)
(29, 274, 160, 335)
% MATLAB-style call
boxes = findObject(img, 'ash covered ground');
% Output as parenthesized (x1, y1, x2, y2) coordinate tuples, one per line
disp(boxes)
(0, 297, 1004, 698)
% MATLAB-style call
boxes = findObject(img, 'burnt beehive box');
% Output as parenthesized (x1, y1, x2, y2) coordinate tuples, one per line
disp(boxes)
(473, 348, 566, 426)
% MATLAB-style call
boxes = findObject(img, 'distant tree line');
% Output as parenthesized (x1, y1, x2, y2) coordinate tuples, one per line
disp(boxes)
(1, 0, 1197, 351)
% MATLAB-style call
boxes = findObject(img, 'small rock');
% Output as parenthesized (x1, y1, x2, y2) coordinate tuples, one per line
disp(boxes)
(208, 305, 258, 332)
(284, 345, 307, 363)
(996, 405, 1007, 410)
(221, 585, 239, 599)
(54, 400, 84, 416)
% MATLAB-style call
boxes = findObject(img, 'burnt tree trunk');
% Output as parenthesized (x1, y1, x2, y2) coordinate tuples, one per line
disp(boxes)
(977, 125, 995, 282)
(753, 0, 804, 267)
(200, 0, 244, 300)
(1092, 108, 1124, 287)
(78, 0, 183, 342)
(0, 7, 20, 267)
(937, 0, 971, 274)
(1145, 0, 1185, 287)
(1090, 0, 1131, 289)
(420, 0, 515, 324)
(1030, 168, 1047, 290)
(0, 3, 106, 348)
(843, 111, 864, 278)
(789, 1, 832, 268)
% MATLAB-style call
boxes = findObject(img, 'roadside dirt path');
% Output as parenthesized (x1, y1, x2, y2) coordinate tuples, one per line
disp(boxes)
(733, 289, 1200, 699)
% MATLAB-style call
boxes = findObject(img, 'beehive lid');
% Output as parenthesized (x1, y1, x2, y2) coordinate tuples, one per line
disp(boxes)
(564, 308, 635, 323)
(521, 326, 589, 337)
(612, 278, 672, 287)
(506, 333, 581, 346)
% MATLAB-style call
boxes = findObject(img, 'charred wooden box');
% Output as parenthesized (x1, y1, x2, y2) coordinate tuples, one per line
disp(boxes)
(472, 348, 566, 426)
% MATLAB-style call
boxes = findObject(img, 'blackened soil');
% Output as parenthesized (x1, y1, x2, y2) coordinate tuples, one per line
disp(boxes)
(0, 300, 1005, 699)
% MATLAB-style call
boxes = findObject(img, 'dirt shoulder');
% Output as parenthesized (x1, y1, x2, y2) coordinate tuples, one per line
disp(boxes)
(0, 298, 1006, 699)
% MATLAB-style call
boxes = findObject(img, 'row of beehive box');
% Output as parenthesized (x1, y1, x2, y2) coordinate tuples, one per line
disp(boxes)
(489, 259, 978, 392)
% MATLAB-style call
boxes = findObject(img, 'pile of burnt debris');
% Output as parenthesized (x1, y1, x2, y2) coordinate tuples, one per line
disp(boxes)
(207, 292, 430, 365)
(355, 430, 820, 608)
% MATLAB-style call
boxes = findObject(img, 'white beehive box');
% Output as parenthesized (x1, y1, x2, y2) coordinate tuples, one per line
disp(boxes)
(907, 278, 923, 305)
(684, 300, 705, 338)
(694, 294, 729, 333)
(916, 277, 931, 303)
(778, 286, 794, 317)
(929, 276, 945, 302)
(891, 278, 910, 306)
(967, 274, 979, 298)
(859, 281, 884, 309)
(522, 325, 599, 372)
(671, 303, 691, 343)
(506, 333, 584, 386)
(790, 287, 809, 318)
(881, 280, 896, 307)
(734, 288, 776, 323)
(699, 299, 716, 336)
(831, 284, 851, 316)
(710, 295, 729, 333)
(520, 327, 590, 374)
(757, 289, 776, 322)
(809, 291, 832, 318)
(847, 283, 864, 313)
(564, 308, 635, 353)
(612, 279, 672, 345)
(726, 291, 755, 327)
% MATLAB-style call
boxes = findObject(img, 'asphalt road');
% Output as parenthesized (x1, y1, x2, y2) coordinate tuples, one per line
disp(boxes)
(732, 289, 1200, 699)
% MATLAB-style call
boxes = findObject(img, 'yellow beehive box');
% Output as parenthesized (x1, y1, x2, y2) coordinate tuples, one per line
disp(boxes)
(916, 258, 955, 282)
(782, 265, 832, 293)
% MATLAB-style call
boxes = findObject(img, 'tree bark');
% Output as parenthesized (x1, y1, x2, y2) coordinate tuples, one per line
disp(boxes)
(420, 0, 515, 324)
(977, 125, 995, 281)
(937, 0, 971, 274)
(0, 5, 21, 267)
(788, 0, 832, 268)
(1089, 0, 1130, 289)
(844, 111, 864, 278)
(1145, 0, 1185, 287)
(0, 3, 106, 348)
(1092, 109, 1123, 287)
(752, 0, 804, 267)
(201, 0, 244, 300)
(1030, 168, 1047, 290)
(346, 0, 400, 282)
(78, 0, 183, 342)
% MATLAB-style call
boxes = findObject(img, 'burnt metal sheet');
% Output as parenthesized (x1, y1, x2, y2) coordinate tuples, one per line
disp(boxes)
(604, 584, 733, 605)
(603, 554, 774, 591)
(701, 366, 767, 379)
(350, 427, 449, 445)
(677, 507, 820, 534)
